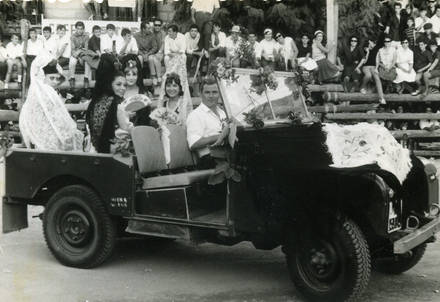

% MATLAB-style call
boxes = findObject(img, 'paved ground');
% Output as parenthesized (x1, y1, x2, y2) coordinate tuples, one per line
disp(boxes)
(1, 204, 440, 302)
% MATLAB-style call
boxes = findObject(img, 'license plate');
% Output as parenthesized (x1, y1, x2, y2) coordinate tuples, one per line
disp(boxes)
(388, 201, 402, 233)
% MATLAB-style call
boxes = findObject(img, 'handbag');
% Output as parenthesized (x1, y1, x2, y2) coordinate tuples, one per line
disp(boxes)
(379, 66, 397, 81)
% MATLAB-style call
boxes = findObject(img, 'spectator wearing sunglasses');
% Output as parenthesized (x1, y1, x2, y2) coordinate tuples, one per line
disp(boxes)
(337, 35, 364, 92)
(275, 32, 299, 71)
(393, 38, 416, 93)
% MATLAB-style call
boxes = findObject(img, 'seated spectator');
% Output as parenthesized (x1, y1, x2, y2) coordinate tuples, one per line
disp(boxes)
(185, 24, 203, 75)
(412, 38, 432, 96)
(312, 30, 341, 83)
(4, 34, 25, 89)
(422, 23, 439, 44)
(275, 32, 299, 71)
(69, 21, 90, 89)
(430, 5, 440, 34)
(241, 32, 259, 68)
(100, 23, 123, 56)
(134, 21, 157, 70)
(225, 25, 243, 68)
(164, 24, 186, 73)
(419, 106, 440, 130)
(415, 7, 430, 34)
(377, 36, 397, 96)
(358, 37, 385, 103)
(26, 28, 43, 84)
(82, 25, 102, 78)
(256, 28, 280, 69)
(186, 76, 229, 169)
(393, 38, 416, 93)
(405, 17, 416, 48)
(209, 21, 227, 60)
(54, 25, 71, 68)
(422, 40, 440, 96)
(297, 33, 318, 71)
(337, 35, 364, 92)
(42, 26, 57, 57)
(119, 28, 139, 60)
(150, 18, 166, 86)
(0, 36, 7, 82)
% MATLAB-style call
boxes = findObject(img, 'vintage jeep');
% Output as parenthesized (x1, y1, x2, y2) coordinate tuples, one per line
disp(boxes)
(3, 69, 440, 302)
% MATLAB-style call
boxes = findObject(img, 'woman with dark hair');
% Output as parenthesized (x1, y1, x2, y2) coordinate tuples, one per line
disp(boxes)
(337, 35, 364, 92)
(152, 72, 190, 126)
(86, 54, 133, 153)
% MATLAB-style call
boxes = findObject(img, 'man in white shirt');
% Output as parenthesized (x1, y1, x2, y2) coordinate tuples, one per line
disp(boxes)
(26, 28, 43, 85)
(42, 26, 57, 58)
(4, 34, 25, 88)
(185, 24, 202, 75)
(164, 24, 186, 71)
(225, 25, 242, 67)
(256, 28, 280, 69)
(119, 28, 139, 58)
(55, 25, 71, 67)
(100, 24, 123, 56)
(187, 76, 229, 169)
(430, 6, 440, 34)
(191, 0, 220, 54)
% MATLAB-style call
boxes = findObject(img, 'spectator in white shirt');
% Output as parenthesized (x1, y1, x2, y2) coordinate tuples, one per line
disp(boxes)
(186, 76, 229, 168)
(164, 24, 186, 71)
(415, 7, 430, 33)
(225, 25, 243, 67)
(185, 24, 203, 75)
(55, 24, 71, 67)
(5, 34, 25, 88)
(209, 22, 227, 60)
(430, 6, 440, 34)
(119, 28, 139, 59)
(191, 0, 220, 54)
(275, 32, 299, 71)
(0, 35, 8, 82)
(42, 26, 57, 58)
(100, 23, 123, 56)
(256, 28, 280, 69)
(26, 28, 44, 85)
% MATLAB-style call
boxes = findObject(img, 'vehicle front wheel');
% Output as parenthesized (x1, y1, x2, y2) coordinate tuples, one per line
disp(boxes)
(285, 219, 371, 302)
(373, 244, 426, 275)
(43, 185, 116, 268)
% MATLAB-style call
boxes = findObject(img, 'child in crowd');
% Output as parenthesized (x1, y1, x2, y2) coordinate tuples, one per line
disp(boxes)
(26, 28, 44, 85)
(55, 24, 71, 67)
(69, 21, 90, 89)
(185, 24, 202, 75)
(82, 25, 102, 76)
(0, 37, 7, 83)
(42, 26, 57, 57)
(415, 7, 430, 34)
(209, 21, 227, 60)
(422, 40, 440, 96)
(405, 17, 416, 48)
(297, 33, 318, 72)
(119, 28, 139, 59)
(100, 23, 123, 55)
(5, 34, 25, 89)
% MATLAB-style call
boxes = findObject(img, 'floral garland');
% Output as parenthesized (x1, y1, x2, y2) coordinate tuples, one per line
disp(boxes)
(111, 130, 133, 157)
(249, 66, 278, 96)
(208, 57, 239, 83)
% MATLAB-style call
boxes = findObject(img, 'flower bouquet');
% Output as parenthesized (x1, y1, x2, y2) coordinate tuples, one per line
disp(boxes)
(249, 66, 278, 95)
(149, 107, 180, 126)
(208, 57, 239, 83)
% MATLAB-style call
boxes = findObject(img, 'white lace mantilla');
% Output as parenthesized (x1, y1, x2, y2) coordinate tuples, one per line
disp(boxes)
(323, 123, 412, 184)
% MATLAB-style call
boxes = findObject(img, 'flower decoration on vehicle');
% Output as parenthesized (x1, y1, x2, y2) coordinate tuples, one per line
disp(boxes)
(0, 122, 16, 159)
(208, 57, 239, 83)
(111, 129, 133, 157)
(249, 66, 278, 95)
(243, 107, 265, 129)
(291, 64, 313, 101)
(149, 107, 180, 126)
(237, 39, 257, 68)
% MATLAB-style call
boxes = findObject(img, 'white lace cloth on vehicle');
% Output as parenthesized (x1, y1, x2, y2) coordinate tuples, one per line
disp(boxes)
(323, 123, 412, 184)
(19, 54, 84, 151)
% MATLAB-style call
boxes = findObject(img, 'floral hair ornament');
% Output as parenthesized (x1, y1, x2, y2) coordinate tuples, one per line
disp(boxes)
(127, 60, 137, 69)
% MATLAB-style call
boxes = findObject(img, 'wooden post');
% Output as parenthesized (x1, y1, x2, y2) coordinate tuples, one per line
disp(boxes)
(326, 0, 338, 64)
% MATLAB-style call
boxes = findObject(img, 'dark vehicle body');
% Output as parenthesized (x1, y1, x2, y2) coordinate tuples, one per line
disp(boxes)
(3, 70, 440, 301)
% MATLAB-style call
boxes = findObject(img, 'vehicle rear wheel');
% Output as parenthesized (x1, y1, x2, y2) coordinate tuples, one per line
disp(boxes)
(285, 219, 371, 302)
(373, 244, 426, 275)
(43, 185, 116, 268)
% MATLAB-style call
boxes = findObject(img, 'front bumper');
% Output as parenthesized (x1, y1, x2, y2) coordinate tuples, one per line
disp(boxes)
(394, 216, 440, 254)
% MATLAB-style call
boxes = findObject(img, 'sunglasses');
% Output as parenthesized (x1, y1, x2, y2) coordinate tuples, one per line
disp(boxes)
(49, 75, 63, 82)
(351, 39, 358, 42)
(275, 35, 282, 39)
(384, 40, 392, 43)
(402, 41, 409, 44)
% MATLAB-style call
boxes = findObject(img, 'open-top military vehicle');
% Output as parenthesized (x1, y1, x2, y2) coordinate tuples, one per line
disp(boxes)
(3, 69, 440, 302)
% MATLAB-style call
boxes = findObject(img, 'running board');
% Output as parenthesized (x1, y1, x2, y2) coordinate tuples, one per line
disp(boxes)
(126, 219, 190, 240)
